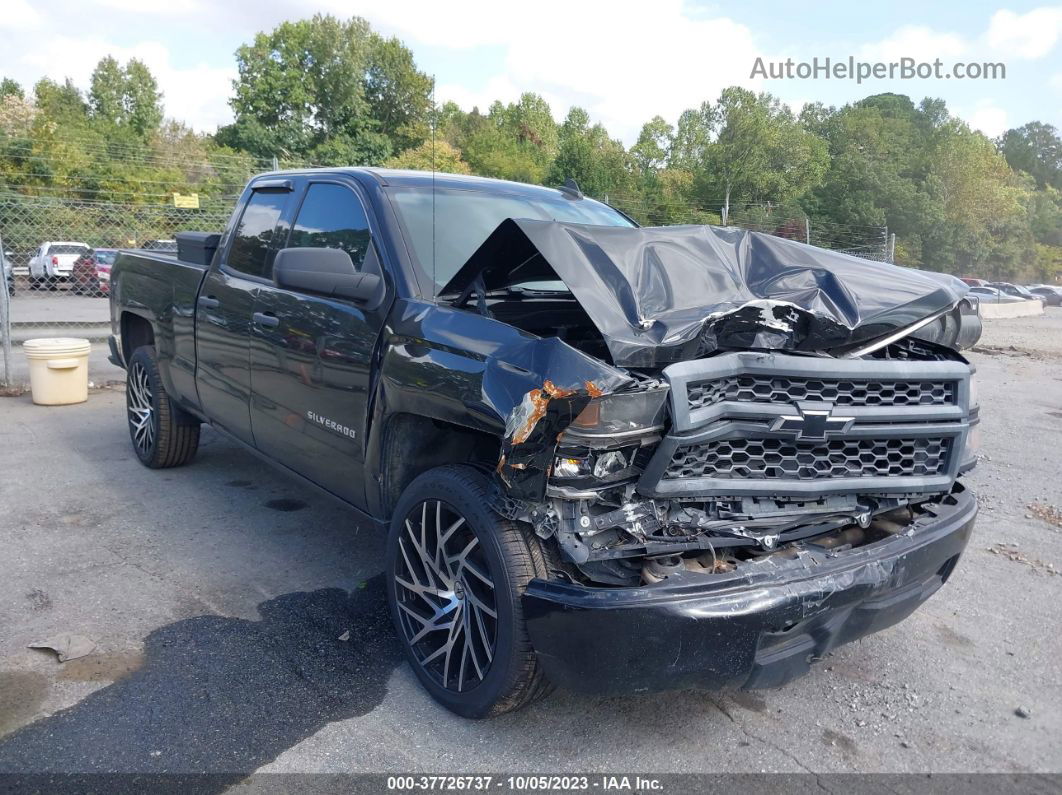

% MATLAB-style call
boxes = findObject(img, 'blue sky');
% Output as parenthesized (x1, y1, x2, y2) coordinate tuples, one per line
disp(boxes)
(2, 0, 1060, 144)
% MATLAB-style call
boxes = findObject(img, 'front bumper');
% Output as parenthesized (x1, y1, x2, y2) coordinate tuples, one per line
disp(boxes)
(524, 486, 976, 694)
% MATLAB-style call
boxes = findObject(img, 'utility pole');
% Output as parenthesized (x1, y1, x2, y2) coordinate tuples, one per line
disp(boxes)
(805, 216, 811, 245)
(887, 232, 896, 264)
(271, 156, 279, 171)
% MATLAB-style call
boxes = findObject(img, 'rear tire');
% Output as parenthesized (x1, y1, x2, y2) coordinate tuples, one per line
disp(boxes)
(386, 465, 554, 718)
(126, 346, 200, 468)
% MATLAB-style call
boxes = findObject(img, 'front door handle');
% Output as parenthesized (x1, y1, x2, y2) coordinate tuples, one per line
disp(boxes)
(198, 295, 220, 309)
(253, 311, 280, 329)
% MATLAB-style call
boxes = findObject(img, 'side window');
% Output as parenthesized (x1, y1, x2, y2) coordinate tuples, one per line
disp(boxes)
(226, 190, 289, 279)
(288, 183, 371, 270)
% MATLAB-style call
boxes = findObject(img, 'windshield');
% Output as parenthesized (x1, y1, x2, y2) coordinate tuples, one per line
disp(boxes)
(95, 251, 117, 264)
(388, 186, 634, 291)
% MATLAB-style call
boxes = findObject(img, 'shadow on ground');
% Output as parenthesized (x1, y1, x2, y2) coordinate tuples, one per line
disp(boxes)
(0, 577, 401, 791)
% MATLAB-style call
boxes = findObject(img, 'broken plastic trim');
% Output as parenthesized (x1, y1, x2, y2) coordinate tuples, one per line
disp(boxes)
(484, 337, 632, 501)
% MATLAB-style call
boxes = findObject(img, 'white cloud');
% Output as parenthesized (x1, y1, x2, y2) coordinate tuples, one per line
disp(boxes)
(0, 0, 42, 30)
(18, 36, 234, 132)
(350, 0, 764, 142)
(986, 6, 1062, 58)
(859, 24, 968, 62)
(965, 100, 1009, 137)
(91, 0, 206, 13)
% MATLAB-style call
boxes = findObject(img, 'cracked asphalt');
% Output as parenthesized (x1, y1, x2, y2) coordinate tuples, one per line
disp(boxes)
(0, 312, 1059, 780)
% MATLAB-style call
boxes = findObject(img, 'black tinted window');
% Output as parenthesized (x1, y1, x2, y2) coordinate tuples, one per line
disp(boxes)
(289, 183, 371, 269)
(227, 191, 289, 278)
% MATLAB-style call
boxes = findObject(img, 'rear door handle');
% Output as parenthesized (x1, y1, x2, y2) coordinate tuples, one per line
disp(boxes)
(198, 295, 220, 309)
(253, 311, 280, 329)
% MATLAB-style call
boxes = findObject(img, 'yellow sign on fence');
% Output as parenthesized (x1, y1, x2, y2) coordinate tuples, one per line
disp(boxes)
(172, 193, 200, 209)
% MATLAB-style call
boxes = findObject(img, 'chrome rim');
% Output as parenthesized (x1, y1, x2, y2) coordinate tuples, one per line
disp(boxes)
(127, 361, 155, 455)
(394, 500, 498, 692)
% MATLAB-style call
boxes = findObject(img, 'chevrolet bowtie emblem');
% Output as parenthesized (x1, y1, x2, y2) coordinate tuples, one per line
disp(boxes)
(771, 402, 855, 442)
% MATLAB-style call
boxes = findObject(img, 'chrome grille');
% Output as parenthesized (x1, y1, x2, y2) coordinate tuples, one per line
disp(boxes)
(687, 375, 956, 409)
(663, 437, 952, 481)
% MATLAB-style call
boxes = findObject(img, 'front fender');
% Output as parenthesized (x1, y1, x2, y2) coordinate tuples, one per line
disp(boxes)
(366, 300, 631, 506)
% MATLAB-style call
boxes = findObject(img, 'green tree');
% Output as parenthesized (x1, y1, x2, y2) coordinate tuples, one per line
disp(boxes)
(364, 36, 433, 152)
(999, 122, 1062, 190)
(34, 78, 87, 119)
(700, 88, 827, 223)
(1026, 185, 1062, 246)
(548, 107, 632, 199)
(444, 93, 558, 183)
(385, 139, 471, 173)
(922, 121, 1033, 276)
(804, 93, 940, 261)
(88, 57, 163, 136)
(668, 103, 712, 171)
(0, 77, 23, 100)
(220, 14, 430, 164)
(631, 116, 673, 174)
(124, 59, 163, 136)
(89, 56, 125, 124)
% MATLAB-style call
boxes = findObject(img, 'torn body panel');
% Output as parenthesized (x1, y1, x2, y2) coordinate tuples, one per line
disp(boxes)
(375, 299, 631, 510)
(440, 219, 975, 367)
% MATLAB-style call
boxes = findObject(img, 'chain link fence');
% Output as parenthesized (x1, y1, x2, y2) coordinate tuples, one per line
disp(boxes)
(0, 195, 235, 386)
(605, 194, 891, 262)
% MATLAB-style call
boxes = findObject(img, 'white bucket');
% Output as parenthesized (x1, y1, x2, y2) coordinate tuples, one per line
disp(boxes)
(22, 338, 92, 406)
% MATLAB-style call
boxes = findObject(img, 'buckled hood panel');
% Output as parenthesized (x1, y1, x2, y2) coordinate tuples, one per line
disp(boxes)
(440, 220, 970, 368)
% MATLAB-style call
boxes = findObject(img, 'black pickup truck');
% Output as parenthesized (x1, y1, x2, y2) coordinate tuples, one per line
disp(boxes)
(109, 168, 981, 718)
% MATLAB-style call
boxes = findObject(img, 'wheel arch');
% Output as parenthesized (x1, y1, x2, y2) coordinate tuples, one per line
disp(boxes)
(120, 310, 155, 363)
(375, 413, 501, 519)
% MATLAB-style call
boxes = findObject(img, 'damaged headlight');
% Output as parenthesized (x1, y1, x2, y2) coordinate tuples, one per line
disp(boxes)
(552, 449, 631, 481)
(565, 386, 669, 439)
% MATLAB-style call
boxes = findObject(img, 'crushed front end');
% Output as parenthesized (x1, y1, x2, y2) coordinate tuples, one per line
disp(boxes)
(445, 220, 982, 693)
(504, 339, 979, 692)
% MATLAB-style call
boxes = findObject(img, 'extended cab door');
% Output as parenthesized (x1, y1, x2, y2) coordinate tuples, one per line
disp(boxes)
(195, 183, 293, 444)
(249, 180, 389, 508)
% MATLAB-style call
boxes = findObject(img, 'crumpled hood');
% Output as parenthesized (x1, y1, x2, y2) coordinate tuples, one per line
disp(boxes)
(440, 219, 970, 367)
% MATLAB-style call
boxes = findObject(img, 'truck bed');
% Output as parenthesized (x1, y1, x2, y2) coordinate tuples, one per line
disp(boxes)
(109, 249, 211, 411)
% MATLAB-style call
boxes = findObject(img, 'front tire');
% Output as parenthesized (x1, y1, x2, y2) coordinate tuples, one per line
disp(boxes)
(386, 465, 554, 718)
(126, 346, 200, 468)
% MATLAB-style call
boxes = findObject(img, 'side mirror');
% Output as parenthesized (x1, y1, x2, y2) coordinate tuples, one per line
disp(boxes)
(274, 247, 382, 305)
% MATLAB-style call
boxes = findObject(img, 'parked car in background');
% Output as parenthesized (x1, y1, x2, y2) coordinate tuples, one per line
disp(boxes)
(988, 282, 1041, 302)
(960, 277, 987, 287)
(969, 286, 1025, 303)
(72, 248, 118, 296)
(141, 239, 178, 253)
(1028, 286, 1062, 306)
(28, 241, 92, 288)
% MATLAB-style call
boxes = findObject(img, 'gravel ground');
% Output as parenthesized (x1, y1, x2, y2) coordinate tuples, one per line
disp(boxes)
(0, 312, 1059, 780)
